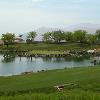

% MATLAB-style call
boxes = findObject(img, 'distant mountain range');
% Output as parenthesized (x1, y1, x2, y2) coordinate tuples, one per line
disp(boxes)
(23, 23, 100, 41)
(63, 23, 100, 33)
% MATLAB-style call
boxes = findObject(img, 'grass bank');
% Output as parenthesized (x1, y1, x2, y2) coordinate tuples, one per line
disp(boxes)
(0, 66, 100, 99)
(0, 66, 100, 95)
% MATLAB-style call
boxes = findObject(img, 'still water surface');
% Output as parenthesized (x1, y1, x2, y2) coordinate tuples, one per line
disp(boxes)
(0, 54, 94, 76)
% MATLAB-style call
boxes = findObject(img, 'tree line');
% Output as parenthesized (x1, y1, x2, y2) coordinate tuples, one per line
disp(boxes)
(43, 30, 100, 45)
(1, 32, 37, 47)
(1, 29, 100, 46)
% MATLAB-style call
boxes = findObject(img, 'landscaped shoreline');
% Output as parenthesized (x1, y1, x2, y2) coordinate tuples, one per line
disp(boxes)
(0, 43, 99, 58)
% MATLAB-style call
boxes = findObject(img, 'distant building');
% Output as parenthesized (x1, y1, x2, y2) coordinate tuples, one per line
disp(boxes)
(87, 50, 95, 53)
(14, 38, 25, 43)
(0, 40, 4, 45)
(95, 48, 100, 53)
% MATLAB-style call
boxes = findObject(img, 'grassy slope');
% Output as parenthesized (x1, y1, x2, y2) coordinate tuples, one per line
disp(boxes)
(0, 66, 100, 99)
(0, 66, 100, 94)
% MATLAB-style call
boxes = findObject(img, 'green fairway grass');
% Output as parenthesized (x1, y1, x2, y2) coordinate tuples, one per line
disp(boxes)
(0, 43, 100, 51)
(29, 50, 64, 55)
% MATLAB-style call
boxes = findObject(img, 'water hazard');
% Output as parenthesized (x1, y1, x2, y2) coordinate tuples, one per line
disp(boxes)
(0, 53, 94, 76)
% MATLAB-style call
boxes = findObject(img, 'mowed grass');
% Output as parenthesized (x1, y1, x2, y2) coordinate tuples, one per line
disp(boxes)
(29, 50, 64, 55)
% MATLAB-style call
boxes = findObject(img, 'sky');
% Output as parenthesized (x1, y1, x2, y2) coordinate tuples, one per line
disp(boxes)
(0, 0, 100, 34)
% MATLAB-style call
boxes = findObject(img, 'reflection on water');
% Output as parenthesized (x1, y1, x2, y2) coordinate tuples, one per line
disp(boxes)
(2, 52, 15, 63)
(0, 53, 94, 76)
(42, 56, 90, 62)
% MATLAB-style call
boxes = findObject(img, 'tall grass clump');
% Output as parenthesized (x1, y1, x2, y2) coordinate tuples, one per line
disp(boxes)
(0, 91, 100, 100)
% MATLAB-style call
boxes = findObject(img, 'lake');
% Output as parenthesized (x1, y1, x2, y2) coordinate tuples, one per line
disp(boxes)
(0, 54, 94, 76)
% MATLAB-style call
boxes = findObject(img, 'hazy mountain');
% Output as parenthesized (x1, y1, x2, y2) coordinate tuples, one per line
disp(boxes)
(34, 27, 60, 41)
(21, 27, 60, 41)
(63, 23, 100, 33)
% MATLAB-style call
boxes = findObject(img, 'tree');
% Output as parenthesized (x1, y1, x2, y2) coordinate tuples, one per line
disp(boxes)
(64, 32, 73, 42)
(27, 31, 37, 43)
(86, 34, 97, 46)
(42, 32, 52, 43)
(73, 30, 87, 43)
(95, 30, 100, 43)
(51, 30, 65, 43)
(1, 32, 15, 47)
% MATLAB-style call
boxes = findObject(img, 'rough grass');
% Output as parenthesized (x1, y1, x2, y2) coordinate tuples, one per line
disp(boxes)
(0, 91, 100, 100)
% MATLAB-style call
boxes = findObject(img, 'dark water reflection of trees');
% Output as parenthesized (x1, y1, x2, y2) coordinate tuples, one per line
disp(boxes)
(2, 52, 16, 63)
(1, 51, 90, 63)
